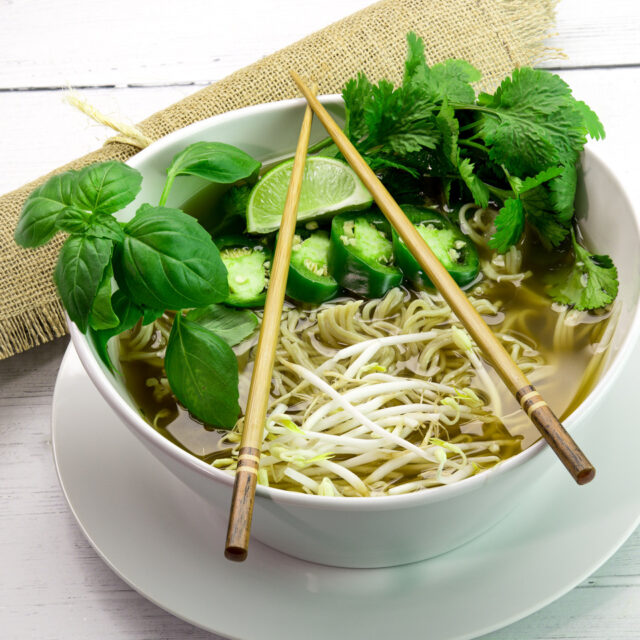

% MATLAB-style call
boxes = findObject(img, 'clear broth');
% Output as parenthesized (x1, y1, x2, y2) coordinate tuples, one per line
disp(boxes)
(118, 274, 612, 464)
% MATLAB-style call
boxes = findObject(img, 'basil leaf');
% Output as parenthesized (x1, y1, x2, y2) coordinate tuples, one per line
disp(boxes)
(73, 162, 142, 215)
(89, 216, 125, 240)
(142, 307, 165, 325)
(165, 314, 240, 428)
(14, 171, 77, 247)
(90, 289, 144, 371)
(167, 142, 260, 184)
(56, 208, 124, 240)
(56, 207, 93, 234)
(121, 204, 228, 310)
(54, 235, 113, 332)
(159, 142, 260, 206)
(186, 304, 258, 346)
(89, 263, 119, 330)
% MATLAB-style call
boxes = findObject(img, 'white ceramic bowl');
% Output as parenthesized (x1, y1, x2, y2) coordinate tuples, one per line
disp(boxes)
(69, 96, 640, 568)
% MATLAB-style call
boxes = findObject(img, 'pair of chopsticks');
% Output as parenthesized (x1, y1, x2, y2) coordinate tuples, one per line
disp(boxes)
(225, 74, 595, 562)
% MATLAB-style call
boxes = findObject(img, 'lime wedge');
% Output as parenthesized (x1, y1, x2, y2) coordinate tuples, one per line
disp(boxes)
(246, 157, 373, 234)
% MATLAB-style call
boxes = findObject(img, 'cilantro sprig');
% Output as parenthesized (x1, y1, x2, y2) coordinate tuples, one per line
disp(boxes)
(339, 32, 616, 310)
(546, 231, 619, 311)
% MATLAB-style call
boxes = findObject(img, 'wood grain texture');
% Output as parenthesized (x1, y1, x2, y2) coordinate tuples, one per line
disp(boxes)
(226, 99, 314, 558)
(1, 0, 638, 91)
(546, 0, 640, 68)
(0, 0, 374, 90)
(1, 0, 639, 638)
(516, 385, 594, 484)
(224, 451, 259, 561)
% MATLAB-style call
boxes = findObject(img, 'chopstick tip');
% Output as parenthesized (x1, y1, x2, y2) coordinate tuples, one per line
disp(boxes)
(224, 546, 248, 562)
(576, 466, 595, 485)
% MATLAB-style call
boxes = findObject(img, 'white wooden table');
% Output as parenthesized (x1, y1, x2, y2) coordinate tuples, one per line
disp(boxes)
(1, 1, 639, 638)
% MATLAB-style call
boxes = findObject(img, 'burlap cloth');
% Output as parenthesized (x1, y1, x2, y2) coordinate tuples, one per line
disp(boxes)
(0, 0, 562, 359)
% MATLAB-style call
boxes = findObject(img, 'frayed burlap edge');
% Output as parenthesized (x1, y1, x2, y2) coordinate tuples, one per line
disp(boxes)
(0, 0, 564, 360)
(0, 304, 68, 360)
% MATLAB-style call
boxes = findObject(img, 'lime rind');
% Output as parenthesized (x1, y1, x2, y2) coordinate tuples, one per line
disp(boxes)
(246, 157, 373, 234)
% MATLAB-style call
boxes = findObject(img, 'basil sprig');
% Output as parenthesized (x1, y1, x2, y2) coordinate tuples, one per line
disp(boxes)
(159, 141, 261, 206)
(14, 142, 263, 429)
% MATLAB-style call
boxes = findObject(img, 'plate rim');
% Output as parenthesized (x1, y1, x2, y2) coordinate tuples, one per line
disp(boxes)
(52, 344, 640, 640)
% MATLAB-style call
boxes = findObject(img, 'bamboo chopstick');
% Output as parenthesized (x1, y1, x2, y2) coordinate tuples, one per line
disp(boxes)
(224, 89, 316, 562)
(290, 71, 595, 486)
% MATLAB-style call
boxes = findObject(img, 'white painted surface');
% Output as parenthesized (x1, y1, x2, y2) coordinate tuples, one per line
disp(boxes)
(1, 0, 638, 638)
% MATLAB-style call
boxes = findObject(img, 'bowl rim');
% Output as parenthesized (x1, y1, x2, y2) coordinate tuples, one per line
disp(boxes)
(69, 94, 640, 513)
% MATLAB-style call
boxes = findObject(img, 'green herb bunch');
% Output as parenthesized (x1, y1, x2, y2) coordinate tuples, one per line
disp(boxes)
(14, 142, 262, 428)
(339, 32, 618, 310)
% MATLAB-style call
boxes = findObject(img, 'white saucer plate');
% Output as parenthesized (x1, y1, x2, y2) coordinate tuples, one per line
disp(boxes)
(52, 345, 640, 640)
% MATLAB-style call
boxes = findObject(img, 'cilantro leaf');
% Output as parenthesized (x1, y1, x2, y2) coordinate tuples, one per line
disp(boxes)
(433, 104, 492, 208)
(367, 155, 420, 177)
(342, 72, 373, 141)
(337, 33, 611, 293)
(574, 100, 605, 140)
(404, 31, 426, 84)
(477, 68, 587, 176)
(512, 166, 564, 195)
(480, 114, 558, 177)
(364, 79, 439, 154)
(435, 102, 460, 167)
(546, 233, 618, 310)
(549, 163, 577, 221)
(520, 185, 571, 248)
(429, 59, 481, 103)
(489, 198, 525, 253)
(458, 158, 489, 208)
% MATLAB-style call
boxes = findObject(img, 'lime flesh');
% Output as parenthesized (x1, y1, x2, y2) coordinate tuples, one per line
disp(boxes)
(246, 157, 373, 234)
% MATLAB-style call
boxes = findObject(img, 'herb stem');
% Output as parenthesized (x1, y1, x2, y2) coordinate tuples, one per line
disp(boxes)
(158, 174, 176, 207)
(485, 183, 513, 201)
(459, 139, 490, 154)
(458, 122, 479, 133)
(306, 136, 334, 155)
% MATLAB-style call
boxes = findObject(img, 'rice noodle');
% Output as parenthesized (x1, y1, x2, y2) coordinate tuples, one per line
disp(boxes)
(117, 202, 615, 498)
(204, 287, 550, 496)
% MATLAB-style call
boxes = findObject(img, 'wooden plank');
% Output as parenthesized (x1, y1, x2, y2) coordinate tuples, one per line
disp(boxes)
(1, 0, 638, 90)
(555, 67, 640, 204)
(485, 552, 640, 639)
(544, 0, 640, 69)
(0, 85, 198, 195)
(0, 0, 374, 90)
